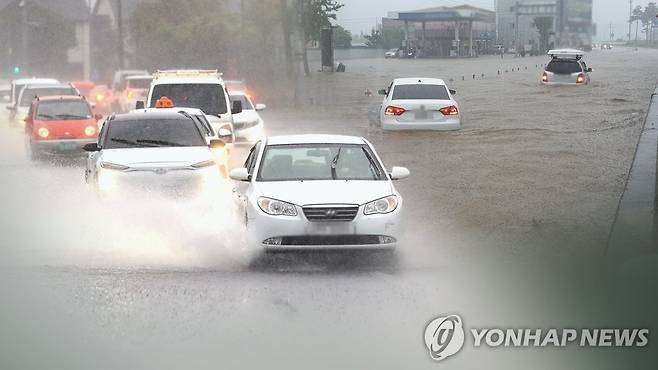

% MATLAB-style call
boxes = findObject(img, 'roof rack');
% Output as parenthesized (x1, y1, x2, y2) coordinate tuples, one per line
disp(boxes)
(547, 49, 584, 60)
(153, 69, 223, 80)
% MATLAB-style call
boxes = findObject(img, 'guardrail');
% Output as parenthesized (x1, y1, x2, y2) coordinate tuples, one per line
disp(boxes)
(607, 84, 658, 265)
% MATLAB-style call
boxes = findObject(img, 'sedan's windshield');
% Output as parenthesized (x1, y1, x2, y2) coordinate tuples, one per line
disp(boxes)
(150, 84, 228, 116)
(392, 84, 450, 100)
(20, 87, 77, 106)
(36, 100, 91, 120)
(104, 118, 207, 149)
(257, 144, 385, 181)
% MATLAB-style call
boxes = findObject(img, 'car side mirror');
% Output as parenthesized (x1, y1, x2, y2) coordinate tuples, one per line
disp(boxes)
(135, 101, 145, 110)
(94, 113, 103, 122)
(229, 167, 250, 182)
(231, 100, 243, 114)
(389, 166, 410, 180)
(217, 128, 232, 140)
(378, 89, 388, 96)
(209, 139, 226, 150)
(255, 103, 267, 111)
(83, 142, 100, 152)
(449, 89, 457, 95)
(23, 116, 31, 123)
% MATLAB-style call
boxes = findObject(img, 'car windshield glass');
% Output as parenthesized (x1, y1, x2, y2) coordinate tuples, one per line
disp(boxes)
(20, 88, 77, 106)
(392, 84, 450, 100)
(127, 78, 152, 89)
(36, 100, 91, 120)
(150, 84, 228, 115)
(104, 118, 206, 149)
(257, 144, 384, 181)
(546, 60, 582, 74)
(230, 95, 254, 110)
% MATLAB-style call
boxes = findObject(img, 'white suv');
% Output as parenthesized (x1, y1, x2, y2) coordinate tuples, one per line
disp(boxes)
(141, 70, 242, 141)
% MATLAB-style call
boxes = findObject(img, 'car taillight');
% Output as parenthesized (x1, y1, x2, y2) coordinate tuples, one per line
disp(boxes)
(37, 127, 49, 138)
(439, 105, 459, 116)
(127, 90, 134, 98)
(85, 126, 96, 136)
(542, 72, 549, 82)
(384, 106, 406, 116)
(96, 93, 105, 102)
(576, 73, 585, 84)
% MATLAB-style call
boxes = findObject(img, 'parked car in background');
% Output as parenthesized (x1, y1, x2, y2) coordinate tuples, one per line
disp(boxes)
(24, 95, 101, 160)
(385, 48, 400, 58)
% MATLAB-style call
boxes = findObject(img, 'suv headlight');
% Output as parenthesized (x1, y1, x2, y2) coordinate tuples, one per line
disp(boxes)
(364, 195, 398, 215)
(257, 197, 297, 216)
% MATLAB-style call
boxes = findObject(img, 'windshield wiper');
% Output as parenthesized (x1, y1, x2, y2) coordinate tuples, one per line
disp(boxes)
(111, 138, 156, 148)
(55, 114, 89, 119)
(331, 147, 342, 180)
(137, 139, 187, 147)
(37, 114, 55, 119)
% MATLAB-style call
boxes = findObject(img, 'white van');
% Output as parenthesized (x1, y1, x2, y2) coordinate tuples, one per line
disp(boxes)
(141, 70, 241, 141)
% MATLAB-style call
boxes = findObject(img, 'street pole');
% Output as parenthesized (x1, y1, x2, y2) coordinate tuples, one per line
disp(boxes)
(20, 0, 27, 75)
(628, 0, 633, 42)
(117, 0, 125, 69)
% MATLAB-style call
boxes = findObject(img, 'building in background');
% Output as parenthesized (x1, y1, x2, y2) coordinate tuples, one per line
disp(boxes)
(495, 0, 593, 52)
(382, 5, 496, 57)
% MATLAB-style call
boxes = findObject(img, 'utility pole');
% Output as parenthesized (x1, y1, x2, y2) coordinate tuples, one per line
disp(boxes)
(20, 0, 27, 75)
(117, 0, 125, 69)
(628, 0, 633, 42)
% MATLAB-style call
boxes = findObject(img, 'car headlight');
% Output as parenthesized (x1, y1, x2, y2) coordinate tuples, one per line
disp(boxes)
(85, 126, 96, 136)
(257, 197, 297, 216)
(37, 127, 49, 138)
(100, 162, 129, 171)
(364, 195, 399, 215)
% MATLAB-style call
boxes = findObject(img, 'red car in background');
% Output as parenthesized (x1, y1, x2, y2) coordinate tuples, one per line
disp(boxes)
(24, 95, 101, 160)
(89, 84, 113, 115)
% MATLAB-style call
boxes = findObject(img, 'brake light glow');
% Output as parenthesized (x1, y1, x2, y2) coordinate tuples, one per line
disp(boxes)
(542, 72, 548, 82)
(384, 106, 406, 116)
(576, 73, 585, 84)
(439, 105, 459, 116)
(96, 93, 105, 102)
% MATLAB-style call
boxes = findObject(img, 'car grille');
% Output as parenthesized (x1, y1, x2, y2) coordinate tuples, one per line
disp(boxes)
(280, 235, 388, 246)
(302, 206, 359, 222)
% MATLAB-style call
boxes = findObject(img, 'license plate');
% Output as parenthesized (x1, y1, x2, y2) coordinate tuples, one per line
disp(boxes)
(306, 222, 355, 235)
(58, 142, 77, 151)
(415, 106, 428, 119)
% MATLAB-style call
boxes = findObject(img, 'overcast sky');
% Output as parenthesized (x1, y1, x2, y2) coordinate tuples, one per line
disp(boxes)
(337, 0, 654, 39)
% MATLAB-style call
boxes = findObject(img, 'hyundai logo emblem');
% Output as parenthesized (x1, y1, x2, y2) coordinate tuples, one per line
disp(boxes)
(154, 168, 168, 175)
(325, 209, 337, 217)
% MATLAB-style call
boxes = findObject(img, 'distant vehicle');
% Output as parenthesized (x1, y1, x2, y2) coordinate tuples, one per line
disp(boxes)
(89, 84, 113, 115)
(83, 111, 226, 195)
(118, 75, 153, 112)
(378, 78, 460, 131)
(7, 78, 59, 108)
(229, 134, 410, 251)
(601, 43, 613, 50)
(143, 69, 241, 143)
(70, 80, 96, 99)
(229, 91, 266, 143)
(385, 48, 400, 58)
(24, 95, 101, 160)
(225, 79, 258, 104)
(110, 69, 149, 111)
(10, 83, 79, 127)
(542, 49, 592, 86)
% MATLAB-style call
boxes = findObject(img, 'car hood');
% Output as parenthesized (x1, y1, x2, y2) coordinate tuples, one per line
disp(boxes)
(100, 147, 212, 168)
(253, 180, 395, 206)
(232, 109, 260, 124)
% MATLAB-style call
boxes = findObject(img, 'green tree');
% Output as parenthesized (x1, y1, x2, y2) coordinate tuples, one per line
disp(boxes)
(532, 16, 553, 53)
(640, 2, 658, 42)
(334, 25, 352, 49)
(298, 0, 344, 75)
(631, 5, 644, 42)
(364, 29, 382, 48)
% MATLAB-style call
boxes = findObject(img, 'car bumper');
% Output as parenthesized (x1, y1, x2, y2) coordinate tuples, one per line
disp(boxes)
(32, 139, 94, 155)
(247, 204, 401, 251)
(381, 116, 460, 131)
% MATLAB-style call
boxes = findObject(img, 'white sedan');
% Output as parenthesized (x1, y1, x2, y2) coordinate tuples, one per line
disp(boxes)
(379, 78, 460, 131)
(84, 111, 226, 196)
(229, 135, 410, 251)
(229, 91, 266, 142)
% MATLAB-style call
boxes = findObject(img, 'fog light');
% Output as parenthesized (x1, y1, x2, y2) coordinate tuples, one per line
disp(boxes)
(378, 236, 397, 244)
(263, 237, 283, 246)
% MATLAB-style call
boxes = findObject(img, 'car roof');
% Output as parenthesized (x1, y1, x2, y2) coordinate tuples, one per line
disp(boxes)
(37, 95, 85, 102)
(266, 135, 366, 146)
(21, 84, 74, 90)
(548, 49, 584, 60)
(12, 78, 59, 85)
(133, 107, 206, 115)
(111, 111, 192, 122)
(393, 77, 446, 85)
(126, 75, 153, 80)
